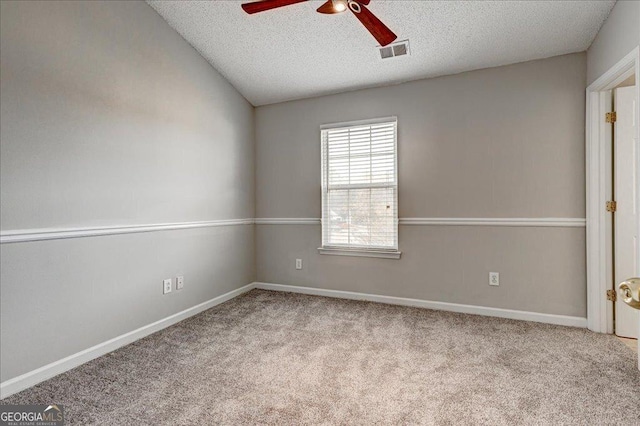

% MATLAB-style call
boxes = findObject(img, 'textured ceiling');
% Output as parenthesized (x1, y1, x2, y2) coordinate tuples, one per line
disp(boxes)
(147, 0, 615, 106)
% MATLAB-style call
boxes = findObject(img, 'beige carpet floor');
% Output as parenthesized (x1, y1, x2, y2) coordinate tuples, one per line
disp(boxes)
(2, 289, 640, 425)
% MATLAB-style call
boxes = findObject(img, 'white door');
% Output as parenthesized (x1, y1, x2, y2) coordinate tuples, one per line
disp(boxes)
(614, 85, 639, 339)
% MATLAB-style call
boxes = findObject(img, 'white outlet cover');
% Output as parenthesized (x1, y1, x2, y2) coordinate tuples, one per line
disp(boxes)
(163, 278, 172, 294)
(295, 259, 302, 270)
(176, 276, 184, 290)
(489, 272, 499, 286)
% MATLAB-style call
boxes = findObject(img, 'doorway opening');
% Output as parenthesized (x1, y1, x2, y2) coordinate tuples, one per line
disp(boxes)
(586, 47, 640, 342)
(612, 80, 637, 341)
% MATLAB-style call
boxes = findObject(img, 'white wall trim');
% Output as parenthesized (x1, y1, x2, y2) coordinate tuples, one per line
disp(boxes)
(254, 218, 321, 225)
(254, 282, 588, 328)
(317, 247, 402, 259)
(400, 218, 586, 227)
(1, 217, 587, 244)
(587, 47, 639, 92)
(585, 46, 640, 333)
(254, 217, 586, 227)
(0, 219, 255, 244)
(319, 116, 397, 130)
(1, 280, 589, 399)
(0, 282, 256, 399)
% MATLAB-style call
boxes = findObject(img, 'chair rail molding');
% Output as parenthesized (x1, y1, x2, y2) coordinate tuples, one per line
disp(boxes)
(399, 218, 586, 227)
(0, 219, 255, 244)
(254, 218, 321, 225)
(255, 217, 586, 227)
(2, 217, 587, 244)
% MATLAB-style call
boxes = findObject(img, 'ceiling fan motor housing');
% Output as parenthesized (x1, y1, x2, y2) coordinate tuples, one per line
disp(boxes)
(348, 1, 361, 13)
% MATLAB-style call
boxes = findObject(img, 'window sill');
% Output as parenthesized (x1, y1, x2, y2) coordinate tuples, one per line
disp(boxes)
(317, 247, 402, 259)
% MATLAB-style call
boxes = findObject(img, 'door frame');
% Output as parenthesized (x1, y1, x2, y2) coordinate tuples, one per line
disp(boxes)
(586, 47, 640, 333)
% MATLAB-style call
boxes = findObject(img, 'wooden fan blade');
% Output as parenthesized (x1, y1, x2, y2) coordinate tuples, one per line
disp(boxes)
(349, 3, 397, 46)
(359, 0, 371, 4)
(317, 0, 340, 14)
(241, 0, 307, 14)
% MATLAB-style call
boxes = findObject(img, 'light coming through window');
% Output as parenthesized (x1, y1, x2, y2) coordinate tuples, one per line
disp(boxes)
(321, 117, 398, 253)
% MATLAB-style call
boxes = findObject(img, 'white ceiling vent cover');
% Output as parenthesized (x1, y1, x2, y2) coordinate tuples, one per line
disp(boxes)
(380, 40, 410, 59)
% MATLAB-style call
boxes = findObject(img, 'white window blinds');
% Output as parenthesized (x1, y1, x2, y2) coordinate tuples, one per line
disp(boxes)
(321, 117, 398, 251)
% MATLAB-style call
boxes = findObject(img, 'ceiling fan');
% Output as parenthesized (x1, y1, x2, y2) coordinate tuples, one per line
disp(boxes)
(241, 0, 397, 47)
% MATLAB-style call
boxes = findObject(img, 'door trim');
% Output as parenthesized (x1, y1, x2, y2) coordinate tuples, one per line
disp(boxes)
(586, 47, 640, 333)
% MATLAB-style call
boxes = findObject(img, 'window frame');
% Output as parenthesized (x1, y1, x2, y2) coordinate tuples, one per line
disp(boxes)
(319, 116, 401, 259)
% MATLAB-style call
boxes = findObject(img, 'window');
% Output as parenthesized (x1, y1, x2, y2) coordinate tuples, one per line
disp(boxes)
(319, 117, 400, 259)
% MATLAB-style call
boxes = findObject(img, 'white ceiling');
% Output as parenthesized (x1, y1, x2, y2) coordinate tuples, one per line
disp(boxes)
(147, 0, 615, 106)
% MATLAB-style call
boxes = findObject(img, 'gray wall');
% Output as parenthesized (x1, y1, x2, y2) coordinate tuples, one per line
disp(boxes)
(0, 1, 255, 382)
(255, 53, 587, 318)
(587, 0, 640, 85)
(0, 0, 598, 385)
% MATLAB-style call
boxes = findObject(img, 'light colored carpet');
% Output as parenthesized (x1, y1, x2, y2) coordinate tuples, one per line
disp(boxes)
(2, 289, 639, 425)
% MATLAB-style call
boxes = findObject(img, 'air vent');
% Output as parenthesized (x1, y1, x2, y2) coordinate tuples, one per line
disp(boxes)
(380, 46, 394, 59)
(379, 40, 410, 59)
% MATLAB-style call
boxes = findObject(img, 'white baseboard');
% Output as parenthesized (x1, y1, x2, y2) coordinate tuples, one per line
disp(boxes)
(254, 282, 587, 328)
(2, 281, 588, 399)
(0, 282, 256, 399)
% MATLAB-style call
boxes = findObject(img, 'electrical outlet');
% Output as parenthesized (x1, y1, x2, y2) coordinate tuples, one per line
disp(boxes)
(163, 278, 172, 294)
(489, 272, 499, 286)
(176, 276, 184, 290)
(295, 259, 302, 270)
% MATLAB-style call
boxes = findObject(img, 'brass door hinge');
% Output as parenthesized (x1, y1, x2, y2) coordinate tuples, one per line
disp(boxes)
(606, 200, 617, 212)
(605, 112, 617, 123)
(607, 289, 617, 302)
